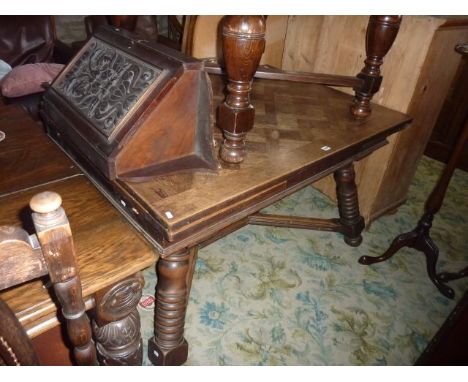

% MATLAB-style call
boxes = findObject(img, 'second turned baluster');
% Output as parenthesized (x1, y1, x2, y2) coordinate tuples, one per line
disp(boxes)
(350, 16, 402, 119)
(218, 15, 266, 163)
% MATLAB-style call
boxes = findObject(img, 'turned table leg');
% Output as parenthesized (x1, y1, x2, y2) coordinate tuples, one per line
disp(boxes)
(350, 16, 402, 119)
(148, 247, 198, 366)
(218, 15, 266, 163)
(334, 163, 365, 247)
(91, 272, 144, 365)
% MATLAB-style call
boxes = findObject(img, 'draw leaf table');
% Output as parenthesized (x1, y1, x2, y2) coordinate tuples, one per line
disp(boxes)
(70, 74, 411, 365)
(0, 73, 411, 366)
(35, 17, 410, 365)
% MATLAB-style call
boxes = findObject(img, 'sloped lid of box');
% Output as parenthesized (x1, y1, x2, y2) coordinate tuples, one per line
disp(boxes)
(42, 26, 218, 181)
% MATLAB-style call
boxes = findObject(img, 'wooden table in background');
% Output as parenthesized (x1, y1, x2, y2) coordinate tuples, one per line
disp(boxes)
(0, 106, 156, 365)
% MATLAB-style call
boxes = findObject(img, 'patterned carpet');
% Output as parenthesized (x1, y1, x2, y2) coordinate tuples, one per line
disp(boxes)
(138, 155, 468, 365)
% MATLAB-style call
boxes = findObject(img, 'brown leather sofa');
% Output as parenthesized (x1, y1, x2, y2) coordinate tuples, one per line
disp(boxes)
(0, 15, 182, 119)
(0, 16, 73, 119)
(84, 16, 180, 50)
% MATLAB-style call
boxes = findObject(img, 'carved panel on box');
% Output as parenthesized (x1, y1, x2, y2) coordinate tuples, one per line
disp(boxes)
(54, 38, 161, 139)
(42, 26, 218, 181)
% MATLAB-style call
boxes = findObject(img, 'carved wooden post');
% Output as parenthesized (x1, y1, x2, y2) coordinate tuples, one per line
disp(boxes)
(334, 163, 365, 247)
(148, 247, 198, 366)
(218, 15, 266, 163)
(92, 272, 144, 365)
(30, 191, 97, 366)
(350, 16, 402, 119)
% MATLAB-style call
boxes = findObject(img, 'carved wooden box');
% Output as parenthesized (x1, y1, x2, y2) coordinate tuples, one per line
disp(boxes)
(41, 26, 217, 182)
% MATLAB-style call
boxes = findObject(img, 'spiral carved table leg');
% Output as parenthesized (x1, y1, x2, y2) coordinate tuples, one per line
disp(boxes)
(148, 247, 198, 366)
(92, 272, 144, 365)
(334, 163, 365, 247)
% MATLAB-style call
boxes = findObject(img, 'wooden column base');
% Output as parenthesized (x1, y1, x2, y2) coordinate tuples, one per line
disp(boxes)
(220, 129, 247, 164)
(147, 337, 188, 366)
(149, 248, 197, 366)
(93, 311, 143, 365)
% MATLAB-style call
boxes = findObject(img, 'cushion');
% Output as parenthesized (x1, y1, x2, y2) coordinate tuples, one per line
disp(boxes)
(0, 59, 12, 84)
(1, 63, 64, 98)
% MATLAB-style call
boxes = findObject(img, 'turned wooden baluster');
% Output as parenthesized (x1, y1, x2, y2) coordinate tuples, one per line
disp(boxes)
(350, 16, 402, 119)
(148, 247, 198, 366)
(334, 163, 365, 247)
(30, 192, 98, 366)
(218, 16, 266, 163)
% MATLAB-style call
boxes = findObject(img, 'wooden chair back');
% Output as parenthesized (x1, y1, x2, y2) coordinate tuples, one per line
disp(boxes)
(0, 191, 97, 366)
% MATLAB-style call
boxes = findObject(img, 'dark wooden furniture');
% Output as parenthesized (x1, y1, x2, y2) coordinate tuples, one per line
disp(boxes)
(425, 42, 468, 171)
(0, 191, 97, 366)
(359, 44, 468, 299)
(0, 106, 156, 365)
(141, 72, 409, 365)
(38, 16, 411, 365)
(276, 17, 468, 226)
(0, 16, 74, 119)
(41, 26, 217, 181)
(211, 15, 401, 164)
(359, 119, 468, 298)
(217, 16, 267, 163)
(84, 16, 179, 51)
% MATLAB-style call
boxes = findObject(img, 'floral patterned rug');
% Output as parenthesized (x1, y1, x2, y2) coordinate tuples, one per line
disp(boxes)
(138, 156, 468, 365)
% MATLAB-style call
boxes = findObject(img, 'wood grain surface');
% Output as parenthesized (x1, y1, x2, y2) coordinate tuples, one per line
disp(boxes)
(371, 23, 468, 214)
(0, 107, 156, 337)
(282, 16, 468, 223)
(0, 176, 156, 336)
(0, 106, 80, 197)
(119, 74, 410, 247)
(189, 15, 288, 68)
